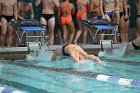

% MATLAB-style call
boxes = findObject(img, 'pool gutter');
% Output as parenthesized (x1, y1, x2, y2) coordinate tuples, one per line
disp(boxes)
(0, 44, 122, 60)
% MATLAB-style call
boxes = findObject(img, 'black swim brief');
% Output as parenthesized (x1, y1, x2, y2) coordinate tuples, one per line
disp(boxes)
(137, 15, 140, 18)
(61, 44, 70, 56)
(1, 15, 14, 22)
(132, 41, 140, 50)
(41, 14, 54, 21)
(119, 12, 124, 18)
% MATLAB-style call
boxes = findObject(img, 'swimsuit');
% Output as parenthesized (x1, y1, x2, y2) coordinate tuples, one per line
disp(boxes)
(76, 4, 87, 20)
(119, 12, 124, 18)
(61, 16, 72, 25)
(132, 41, 140, 50)
(1, 15, 14, 22)
(105, 11, 114, 18)
(61, 44, 70, 56)
(41, 14, 54, 21)
(61, 3, 72, 25)
(137, 15, 140, 18)
(124, 7, 130, 22)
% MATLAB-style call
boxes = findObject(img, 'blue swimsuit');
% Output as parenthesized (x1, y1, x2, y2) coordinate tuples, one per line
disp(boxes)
(61, 44, 70, 56)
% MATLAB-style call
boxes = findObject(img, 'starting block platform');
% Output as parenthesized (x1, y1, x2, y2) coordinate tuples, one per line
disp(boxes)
(82, 19, 119, 43)
(11, 19, 46, 46)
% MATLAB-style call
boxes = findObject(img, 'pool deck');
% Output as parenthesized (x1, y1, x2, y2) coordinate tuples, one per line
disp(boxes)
(0, 44, 122, 60)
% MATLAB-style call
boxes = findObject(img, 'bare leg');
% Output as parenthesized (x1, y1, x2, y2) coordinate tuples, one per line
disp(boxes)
(136, 18, 140, 37)
(61, 24, 67, 44)
(124, 19, 129, 42)
(82, 13, 87, 44)
(1, 18, 8, 47)
(74, 19, 82, 44)
(83, 24, 87, 44)
(48, 17, 55, 45)
(119, 16, 126, 42)
(7, 23, 13, 47)
(67, 20, 75, 44)
(40, 17, 47, 43)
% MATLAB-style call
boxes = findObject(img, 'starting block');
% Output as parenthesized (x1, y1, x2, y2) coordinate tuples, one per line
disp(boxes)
(27, 42, 41, 51)
(100, 40, 113, 51)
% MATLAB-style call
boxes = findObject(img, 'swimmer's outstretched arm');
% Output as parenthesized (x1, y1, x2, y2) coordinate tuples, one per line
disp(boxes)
(70, 52, 81, 63)
(51, 52, 57, 61)
(87, 55, 102, 63)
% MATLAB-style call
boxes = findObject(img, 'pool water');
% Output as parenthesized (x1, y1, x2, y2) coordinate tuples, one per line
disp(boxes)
(0, 50, 140, 93)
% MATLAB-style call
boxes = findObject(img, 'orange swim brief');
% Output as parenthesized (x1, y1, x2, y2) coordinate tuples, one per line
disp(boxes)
(76, 12, 85, 20)
(61, 15, 72, 25)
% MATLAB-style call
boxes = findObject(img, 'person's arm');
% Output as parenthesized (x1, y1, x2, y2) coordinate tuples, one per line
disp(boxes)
(115, 0, 120, 25)
(0, 0, 1, 16)
(128, 5, 131, 18)
(17, 2, 25, 20)
(14, 1, 17, 21)
(54, 0, 60, 18)
(69, 52, 81, 63)
(71, 3, 75, 15)
(51, 52, 57, 61)
(99, 0, 105, 19)
(90, 0, 94, 12)
(29, 3, 34, 19)
(35, 0, 41, 6)
(124, 0, 128, 20)
(87, 55, 101, 63)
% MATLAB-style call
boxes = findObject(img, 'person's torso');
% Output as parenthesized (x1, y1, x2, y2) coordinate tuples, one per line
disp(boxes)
(60, 2, 73, 17)
(103, 0, 116, 12)
(77, 0, 88, 12)
(91, 0, 101, 15)
(18, 2, 32, 19)
(119, 0, 125, 12)
(41, 0, 55, 14)
(1, 0, 17, 16)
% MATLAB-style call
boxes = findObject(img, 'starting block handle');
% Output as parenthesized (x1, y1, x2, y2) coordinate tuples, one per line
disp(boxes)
(100, 40, 113, 51)
(27, 42, 41, 51)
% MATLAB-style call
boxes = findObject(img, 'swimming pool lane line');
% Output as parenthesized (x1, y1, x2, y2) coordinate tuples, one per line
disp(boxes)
(101, 58, 140, 65)
(0, 86, 24, 93)
(1, 61, 140, 88)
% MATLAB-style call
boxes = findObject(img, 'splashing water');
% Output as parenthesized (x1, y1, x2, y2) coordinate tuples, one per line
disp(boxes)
(26, 44, 53, 62)
(98, 44, 127, 58)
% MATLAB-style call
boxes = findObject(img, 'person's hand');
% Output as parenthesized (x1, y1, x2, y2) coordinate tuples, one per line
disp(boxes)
(124, 15, 129, 20)
(102, 15, 106, 19)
